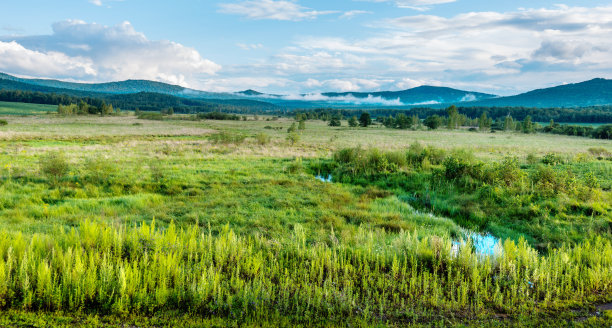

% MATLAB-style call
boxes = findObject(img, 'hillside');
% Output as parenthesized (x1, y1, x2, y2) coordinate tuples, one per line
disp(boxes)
(3, 72, 612, 109)
(470, 78, 612, 108)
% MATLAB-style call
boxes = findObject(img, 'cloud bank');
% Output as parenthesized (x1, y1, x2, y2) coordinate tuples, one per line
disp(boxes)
(1, 20, 220, 86)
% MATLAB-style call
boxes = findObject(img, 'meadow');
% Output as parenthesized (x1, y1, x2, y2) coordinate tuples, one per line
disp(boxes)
(0, 101, 56, 116)
(0, 113, 610, 327)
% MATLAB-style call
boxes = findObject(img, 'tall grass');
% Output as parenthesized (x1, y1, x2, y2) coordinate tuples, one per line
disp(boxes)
(329, 145, 612, 247)
(0, 221, 609, 324)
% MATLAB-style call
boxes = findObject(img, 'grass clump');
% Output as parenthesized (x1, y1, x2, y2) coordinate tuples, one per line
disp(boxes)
(209, 131, 247, 144)
(39, 152, 70, 185)
(254, 132, 271, 145)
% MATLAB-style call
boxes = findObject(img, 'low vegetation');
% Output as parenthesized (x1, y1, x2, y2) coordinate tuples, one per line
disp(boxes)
(0, 115, 609, 326)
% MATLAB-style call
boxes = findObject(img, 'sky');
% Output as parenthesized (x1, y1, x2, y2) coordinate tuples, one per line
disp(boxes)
(1, 0, 612, 96)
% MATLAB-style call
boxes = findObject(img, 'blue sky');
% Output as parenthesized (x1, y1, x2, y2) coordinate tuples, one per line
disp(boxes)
(1, 0, 612, 95)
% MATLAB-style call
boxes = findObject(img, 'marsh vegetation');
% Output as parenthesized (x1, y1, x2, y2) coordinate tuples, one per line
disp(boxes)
(0, 113, 610, 326)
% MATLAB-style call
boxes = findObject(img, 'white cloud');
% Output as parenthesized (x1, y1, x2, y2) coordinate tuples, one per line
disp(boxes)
(0, 41, 95, 78)
(197, 76, 291, 92)
(88, 0, 124, 7)
(340, 10, 372, 19)
(280, 5, 612, 94)
(2, 20, 220, 87)
(361, 0, 455, 11)
(282, 93, 404, 106)
(219, 0, 337, 21)
(237, 43, 264, 50)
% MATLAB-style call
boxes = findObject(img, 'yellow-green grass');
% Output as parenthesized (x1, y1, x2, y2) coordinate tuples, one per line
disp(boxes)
(0, 114, 610, 326)
(0, 101, 56, 115)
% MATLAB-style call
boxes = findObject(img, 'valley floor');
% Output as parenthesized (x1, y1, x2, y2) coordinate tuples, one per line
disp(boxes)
(0, 114, 610, 327)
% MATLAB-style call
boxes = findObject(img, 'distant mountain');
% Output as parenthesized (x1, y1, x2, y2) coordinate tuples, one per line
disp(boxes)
(2, 72, 612, 109)
(0, 72, 244, 100)
(0, 75, 279, 112)
(468, 79, 612, 108)
(322, 86, 497, 105)
(237, 89, 265, 96)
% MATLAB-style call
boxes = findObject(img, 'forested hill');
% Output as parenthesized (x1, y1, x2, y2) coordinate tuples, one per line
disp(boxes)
(2, 72, 612, 112)
(469, 78, 612, 108)
(0, 73, 239, 99)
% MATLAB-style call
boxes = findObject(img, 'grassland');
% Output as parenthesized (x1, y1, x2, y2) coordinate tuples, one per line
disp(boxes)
(0, 113, 610, 327)
(0, 101, 56, 115)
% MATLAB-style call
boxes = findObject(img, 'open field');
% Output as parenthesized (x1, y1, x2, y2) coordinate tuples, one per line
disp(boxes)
(0, 101, 56, 115)
(0, 113, 610, 326)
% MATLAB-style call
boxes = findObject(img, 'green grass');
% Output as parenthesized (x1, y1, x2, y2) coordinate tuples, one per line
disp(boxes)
(0, 101, 56, 115)
(0, 114, 610, 326)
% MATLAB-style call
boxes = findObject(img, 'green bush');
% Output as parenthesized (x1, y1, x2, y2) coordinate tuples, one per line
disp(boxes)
(137, 112, 164, 120)
(40, 152, 70, 185)
(83, 157, 117, 185)
(0, 119, 7, 126)
(210, 132, 247, 144)
(286, 132, 300, 145)
(287, 157, 303, 173)
(255, 133, 271, 146)
(542, 153, 565, 165)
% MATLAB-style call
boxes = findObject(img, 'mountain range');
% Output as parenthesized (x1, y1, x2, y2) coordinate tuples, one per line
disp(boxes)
(1, 72, 612, 109)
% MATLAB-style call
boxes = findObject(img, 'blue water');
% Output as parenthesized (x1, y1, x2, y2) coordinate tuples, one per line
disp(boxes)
(471, 233, 500, 256)
(316, 174, 333, 182)
(452, 233, 501, 257)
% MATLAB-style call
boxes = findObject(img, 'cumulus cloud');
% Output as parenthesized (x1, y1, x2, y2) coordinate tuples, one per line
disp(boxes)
(1, 20, 220, 87)
(532, 40, 596, 61)
(219, 0, 337, 21)
(282, 5, 612, 94)
(0, 40, 95, 78)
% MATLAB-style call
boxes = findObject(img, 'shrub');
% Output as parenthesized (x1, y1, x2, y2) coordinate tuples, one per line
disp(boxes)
(255, 133, 271, 145)
(591, 125, 612, 139)
(0, 119, 7, 126)
(83, 157, 117, 185)
(287, 123, 297, 133)
(40, 152, 70, 185)
(287, 157, 303, 173)
(210, 132, 247, 144)
(542, 153, 564, 165)
(443, 156, 471, 181)
(286, 132, 300, 145)
(424, 115, 442, 130)
(137, 112, 164, 120)
(526, 153, 538, 165)
(196, 112, 240, 120)
(588, 147, 610, 157)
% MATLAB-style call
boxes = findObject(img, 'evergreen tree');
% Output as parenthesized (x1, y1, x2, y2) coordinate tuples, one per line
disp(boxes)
(359, 112, 372, 127)
(348, 116, 359, 127)
(298, 120, 306, 130)
(329, 115, 342, 127)
(522, 115, 534, 133)
(504, 115, 514, 131)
